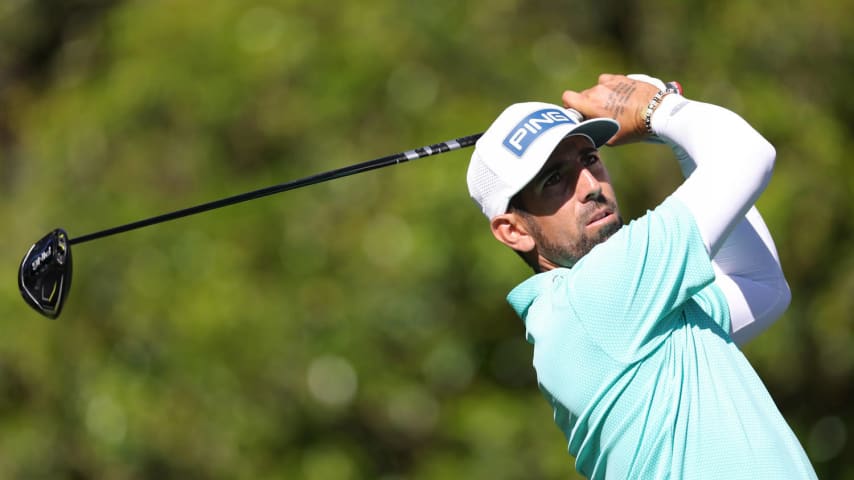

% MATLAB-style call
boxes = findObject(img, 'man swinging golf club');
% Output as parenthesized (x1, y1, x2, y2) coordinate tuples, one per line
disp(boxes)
(467, 73, 817, 478)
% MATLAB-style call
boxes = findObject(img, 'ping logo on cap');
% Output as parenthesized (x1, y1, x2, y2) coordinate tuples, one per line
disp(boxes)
(502, 108, 576, 157)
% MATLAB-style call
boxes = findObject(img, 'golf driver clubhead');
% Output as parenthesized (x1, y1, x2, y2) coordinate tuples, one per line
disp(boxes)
(18, 228, 72, 319)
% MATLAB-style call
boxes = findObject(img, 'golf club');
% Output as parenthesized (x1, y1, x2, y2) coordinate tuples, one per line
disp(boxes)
(18, 83, 682, 320)
(19, 132, 484, 319)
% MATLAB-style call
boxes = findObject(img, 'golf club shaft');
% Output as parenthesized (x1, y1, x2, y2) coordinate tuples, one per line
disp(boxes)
(68, 133, 483, 245)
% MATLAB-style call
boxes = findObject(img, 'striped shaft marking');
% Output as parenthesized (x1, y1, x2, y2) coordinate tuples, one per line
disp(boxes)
(402, 137, 469, 162)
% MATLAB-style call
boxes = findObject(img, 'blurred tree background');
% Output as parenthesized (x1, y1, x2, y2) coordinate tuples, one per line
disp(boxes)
(0, 0, 851, 478)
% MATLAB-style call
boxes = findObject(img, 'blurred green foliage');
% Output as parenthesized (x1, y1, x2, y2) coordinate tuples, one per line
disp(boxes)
(1, 0, 852, 478)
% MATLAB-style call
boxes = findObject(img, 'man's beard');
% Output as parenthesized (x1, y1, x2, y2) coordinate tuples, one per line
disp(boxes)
(526, 202, 622, 268)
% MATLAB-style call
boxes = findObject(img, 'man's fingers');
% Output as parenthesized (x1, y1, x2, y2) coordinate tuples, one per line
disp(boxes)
(598, 73, 617, 84)
(562, 90, 588, 111)
(563, 88, 613, 121)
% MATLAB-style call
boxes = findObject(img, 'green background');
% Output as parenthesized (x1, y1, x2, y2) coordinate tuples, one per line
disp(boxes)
(1, 0, 852, 478)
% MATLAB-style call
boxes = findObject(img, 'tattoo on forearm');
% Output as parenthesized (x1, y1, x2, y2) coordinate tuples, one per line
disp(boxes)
(604, 81, 637, 118)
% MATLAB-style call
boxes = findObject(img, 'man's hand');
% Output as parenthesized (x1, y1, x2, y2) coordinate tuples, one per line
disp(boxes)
(562, 74, 660, 145)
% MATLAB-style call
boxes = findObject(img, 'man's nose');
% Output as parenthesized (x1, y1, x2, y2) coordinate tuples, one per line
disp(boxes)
(577, 169, 602, 202)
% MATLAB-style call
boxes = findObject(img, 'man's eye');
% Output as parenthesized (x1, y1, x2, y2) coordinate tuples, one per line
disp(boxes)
(582, 153, 600, 167)
(544, 171, 562, 187)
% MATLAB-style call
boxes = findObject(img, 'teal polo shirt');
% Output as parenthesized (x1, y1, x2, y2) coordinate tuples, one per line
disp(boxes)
(508, 196, 816, 479)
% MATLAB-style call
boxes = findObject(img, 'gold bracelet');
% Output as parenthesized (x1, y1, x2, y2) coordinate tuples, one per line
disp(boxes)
(644, 83, 682, 136)
(644, 90, 666, 136)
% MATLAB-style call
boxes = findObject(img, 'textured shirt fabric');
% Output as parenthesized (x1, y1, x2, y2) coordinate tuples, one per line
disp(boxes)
(507, 196, 817, 479)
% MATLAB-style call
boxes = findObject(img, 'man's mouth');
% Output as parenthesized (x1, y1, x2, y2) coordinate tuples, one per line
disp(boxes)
(586, 208, 614, 227)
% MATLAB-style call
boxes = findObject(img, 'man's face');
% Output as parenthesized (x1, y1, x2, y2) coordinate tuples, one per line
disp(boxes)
(511, 135, 622, 270)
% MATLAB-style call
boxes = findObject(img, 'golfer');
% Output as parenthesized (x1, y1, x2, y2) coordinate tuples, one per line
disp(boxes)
(467, 73, 817, 478)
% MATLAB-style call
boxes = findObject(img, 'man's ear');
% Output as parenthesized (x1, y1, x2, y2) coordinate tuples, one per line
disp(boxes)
(490, 213, 536, 252)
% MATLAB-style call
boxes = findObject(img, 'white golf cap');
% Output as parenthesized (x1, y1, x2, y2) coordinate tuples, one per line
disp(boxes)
(467, 102, 619, 219)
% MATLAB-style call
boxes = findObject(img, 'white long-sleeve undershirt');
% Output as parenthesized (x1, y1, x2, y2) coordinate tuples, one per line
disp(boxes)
(652, 95, 791, 344)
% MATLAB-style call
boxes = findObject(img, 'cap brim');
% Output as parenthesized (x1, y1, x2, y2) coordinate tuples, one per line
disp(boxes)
(565, 117, 620, 148)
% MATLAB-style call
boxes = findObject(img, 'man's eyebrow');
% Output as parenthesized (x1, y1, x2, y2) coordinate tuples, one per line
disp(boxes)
(534, 146, 600, 183)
